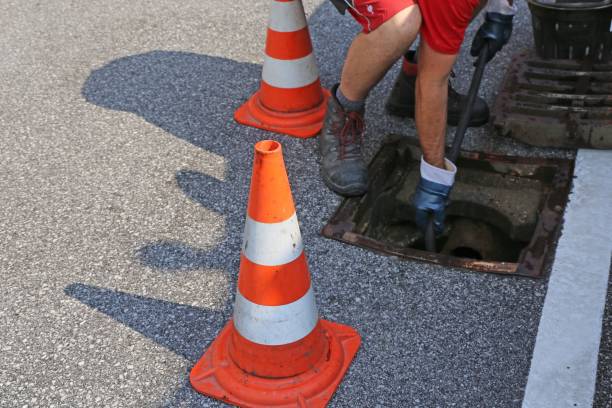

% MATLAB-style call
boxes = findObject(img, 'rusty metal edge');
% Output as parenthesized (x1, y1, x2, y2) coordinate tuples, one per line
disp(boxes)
(492, 50, 612, 149)
(514, 156, 574, 278)
(320, 145, 574, 279)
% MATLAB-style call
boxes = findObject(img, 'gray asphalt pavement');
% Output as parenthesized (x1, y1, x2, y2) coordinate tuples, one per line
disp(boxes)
(0, 1, 602, 407)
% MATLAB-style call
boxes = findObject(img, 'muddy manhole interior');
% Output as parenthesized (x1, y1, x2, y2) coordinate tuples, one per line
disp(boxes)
(322, 134, 574, 277)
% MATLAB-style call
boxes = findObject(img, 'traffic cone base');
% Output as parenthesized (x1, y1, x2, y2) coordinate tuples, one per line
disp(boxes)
(190, 319, 361, 408)
(235, 0, 330, 138)
(234, 88, 330, 139)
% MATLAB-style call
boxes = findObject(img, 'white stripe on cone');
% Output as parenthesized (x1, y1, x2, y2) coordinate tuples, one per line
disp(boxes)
(262, 54, 319, 89)
(233, 286, 318, 345)
(268, 0, 307, 33)
(242, 212, 303, 266)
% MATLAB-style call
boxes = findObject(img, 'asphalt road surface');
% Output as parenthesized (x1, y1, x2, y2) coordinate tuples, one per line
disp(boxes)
(0, 1, 608, 407)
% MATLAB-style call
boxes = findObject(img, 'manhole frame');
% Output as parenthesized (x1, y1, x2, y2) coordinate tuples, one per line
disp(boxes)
(321, 135, 574, 278)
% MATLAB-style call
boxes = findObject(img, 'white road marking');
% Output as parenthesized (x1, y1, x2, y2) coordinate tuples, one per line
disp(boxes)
(522, 149, 612, 408)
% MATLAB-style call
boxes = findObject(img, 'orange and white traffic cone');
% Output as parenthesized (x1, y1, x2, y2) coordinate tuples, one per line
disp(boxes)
(234, 0, 330, 139)
(190, 140, 360, 407)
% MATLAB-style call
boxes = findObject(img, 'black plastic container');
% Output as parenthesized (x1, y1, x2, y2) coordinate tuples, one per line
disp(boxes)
(528, 0, 612, 62)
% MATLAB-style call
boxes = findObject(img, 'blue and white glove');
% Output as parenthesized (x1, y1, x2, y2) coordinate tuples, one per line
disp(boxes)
(412, 157, 457, 235)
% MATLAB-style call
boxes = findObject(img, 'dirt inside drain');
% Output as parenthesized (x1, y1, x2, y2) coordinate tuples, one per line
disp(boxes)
(322, 134, 574, 277)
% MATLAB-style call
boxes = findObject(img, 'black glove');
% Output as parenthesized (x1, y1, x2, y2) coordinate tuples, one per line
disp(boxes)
(471, 12, 513, 62)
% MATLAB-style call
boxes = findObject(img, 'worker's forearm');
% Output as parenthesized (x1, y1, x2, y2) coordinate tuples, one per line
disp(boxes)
(415, 75, 448, 168)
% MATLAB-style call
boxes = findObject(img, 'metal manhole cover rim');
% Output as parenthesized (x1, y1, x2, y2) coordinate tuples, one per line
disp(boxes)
(320, 135, 574, 279)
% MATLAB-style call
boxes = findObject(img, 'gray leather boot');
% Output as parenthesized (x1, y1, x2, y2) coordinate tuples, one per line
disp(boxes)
(318, 84, 368, 197)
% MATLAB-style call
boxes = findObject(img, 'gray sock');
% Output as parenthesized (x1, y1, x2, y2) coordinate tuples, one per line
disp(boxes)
(335, 86, 365, 112)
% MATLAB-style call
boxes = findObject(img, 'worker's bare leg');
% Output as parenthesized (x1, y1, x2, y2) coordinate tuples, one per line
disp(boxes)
(339, 5, 422, 101)
(319, 5, 422, 196)
(415, 41, 458, 168)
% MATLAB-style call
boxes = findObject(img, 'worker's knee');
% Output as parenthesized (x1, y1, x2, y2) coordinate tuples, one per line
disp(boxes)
(389, 5, 421, 40)
(371, 5, 421, 56)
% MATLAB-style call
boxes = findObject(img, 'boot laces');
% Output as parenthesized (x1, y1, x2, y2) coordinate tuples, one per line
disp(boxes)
(334, 110, 364, 160)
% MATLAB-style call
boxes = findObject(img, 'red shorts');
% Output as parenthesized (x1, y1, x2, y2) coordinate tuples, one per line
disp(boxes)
(347, 0, 415, 34)
(346, 0, 480, 54)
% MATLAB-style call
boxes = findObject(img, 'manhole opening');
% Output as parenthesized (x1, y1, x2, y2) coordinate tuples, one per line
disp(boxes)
(322, 134, 573, 277)
(451, 247, 483, 260)
(403, 217, 529, 262)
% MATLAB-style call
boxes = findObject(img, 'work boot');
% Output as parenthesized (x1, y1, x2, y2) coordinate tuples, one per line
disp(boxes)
(318, 84, 368, 197)
(385, 69, 490, 127)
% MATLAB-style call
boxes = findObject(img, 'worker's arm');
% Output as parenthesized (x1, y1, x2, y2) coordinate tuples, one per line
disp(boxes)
(412, 42, 458, 234)
(471, 0, 517, 62)
(412, 0, 516, 236)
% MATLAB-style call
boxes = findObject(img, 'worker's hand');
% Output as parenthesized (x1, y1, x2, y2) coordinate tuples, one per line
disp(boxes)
(412, 178, 451, 235)
(470, 12, 513, 62)
(411, 157, 456, 235)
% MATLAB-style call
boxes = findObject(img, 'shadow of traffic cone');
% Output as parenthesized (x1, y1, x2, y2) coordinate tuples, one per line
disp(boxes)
(234, 0, 330, 139)
(190, 140, 360, 407)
